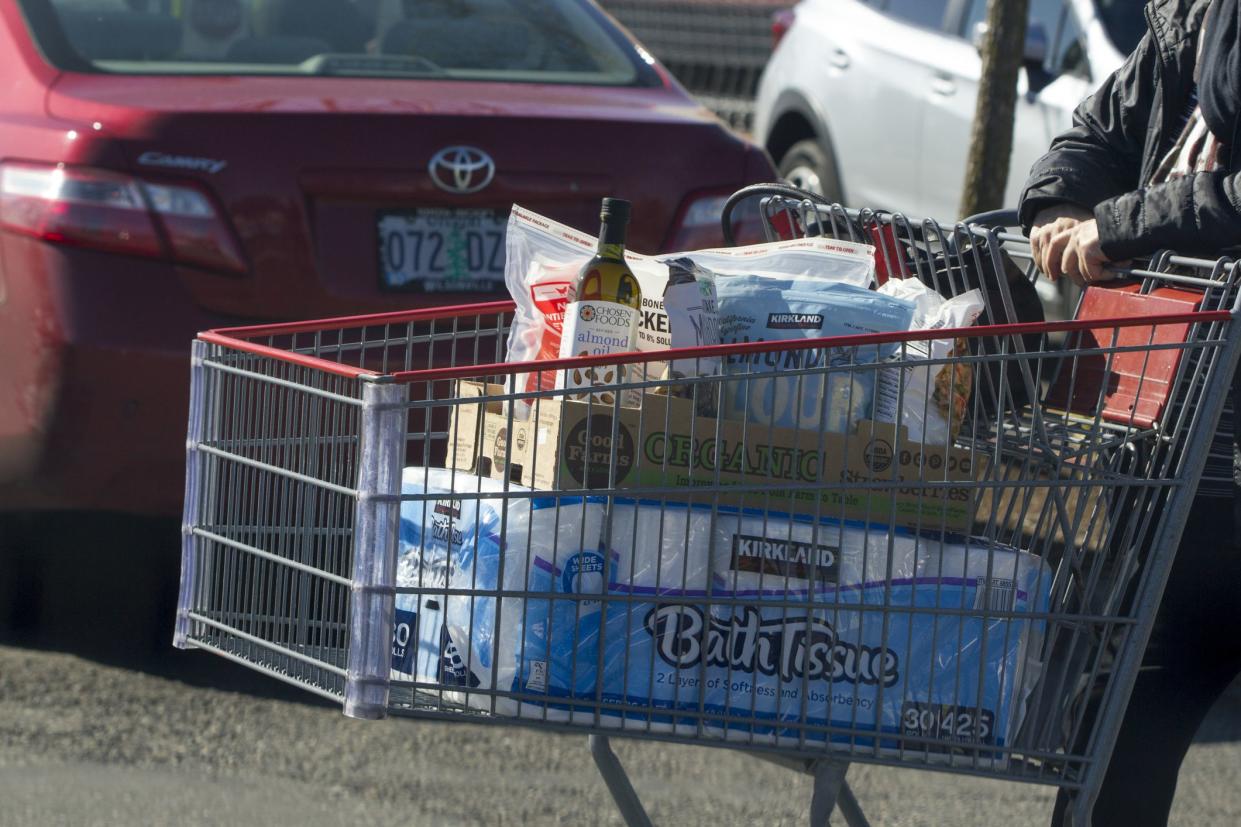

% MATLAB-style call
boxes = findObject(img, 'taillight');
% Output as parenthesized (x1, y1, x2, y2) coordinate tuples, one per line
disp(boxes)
(666, 191, 765, 252)
(142, 181, 246, 272)
(772, 9, 796, 49)
(0, 164, 163, 257)
(0, 162, 245, 273)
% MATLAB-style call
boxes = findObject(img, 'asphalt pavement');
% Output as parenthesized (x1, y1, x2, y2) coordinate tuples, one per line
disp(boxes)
(2, 644, 1239, 827)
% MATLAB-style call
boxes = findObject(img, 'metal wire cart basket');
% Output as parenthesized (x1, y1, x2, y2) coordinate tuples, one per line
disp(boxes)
(175, 187, 1241, 826)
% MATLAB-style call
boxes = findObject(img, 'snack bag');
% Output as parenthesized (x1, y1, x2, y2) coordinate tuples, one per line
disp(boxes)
(873, 281, 985, 445)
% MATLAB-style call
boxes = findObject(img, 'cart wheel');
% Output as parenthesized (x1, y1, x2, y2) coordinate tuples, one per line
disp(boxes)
(778, 138, 843, 205)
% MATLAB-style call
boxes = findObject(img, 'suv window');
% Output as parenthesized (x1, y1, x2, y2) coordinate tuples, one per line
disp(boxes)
(1053, 6, 1090, 79)
(962, 0, 1089, 79)
(19, 0, 657, 86)
(881, 0, 950, 31)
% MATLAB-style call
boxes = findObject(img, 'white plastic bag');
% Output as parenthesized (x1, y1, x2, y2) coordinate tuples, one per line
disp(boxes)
(502, 205, 878, 404)
(873, 281, 986, 445)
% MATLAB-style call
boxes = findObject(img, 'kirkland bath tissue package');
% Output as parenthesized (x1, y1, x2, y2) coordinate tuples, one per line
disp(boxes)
(512, 497, 1049, 760)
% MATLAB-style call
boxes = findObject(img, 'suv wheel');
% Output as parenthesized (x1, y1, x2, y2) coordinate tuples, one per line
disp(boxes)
(777, 139, 843, 204)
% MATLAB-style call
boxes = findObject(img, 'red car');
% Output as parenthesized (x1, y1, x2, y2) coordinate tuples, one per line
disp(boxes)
(0, 0, 775, 518)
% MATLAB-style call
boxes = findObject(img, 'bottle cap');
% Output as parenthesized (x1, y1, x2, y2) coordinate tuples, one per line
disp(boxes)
(600, 198, 632, 225)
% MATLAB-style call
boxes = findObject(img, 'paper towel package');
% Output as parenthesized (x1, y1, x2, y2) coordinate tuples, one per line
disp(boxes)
(391, 468, 533, 713)
(394, 469, 1049, 762)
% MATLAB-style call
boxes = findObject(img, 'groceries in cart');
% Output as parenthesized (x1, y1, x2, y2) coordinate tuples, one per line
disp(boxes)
(394, 469, 1050, 765)
(501, 202, 984, 451)
(409, 203, 1023, 761)
(503, 203, 883, 414)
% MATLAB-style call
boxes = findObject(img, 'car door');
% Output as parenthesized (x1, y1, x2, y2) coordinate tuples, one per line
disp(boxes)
(802, 0, 955, 212)
(915, 0, 1096, 222)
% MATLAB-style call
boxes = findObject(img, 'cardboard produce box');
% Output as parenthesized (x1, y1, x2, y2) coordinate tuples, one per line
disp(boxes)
(447, 381, 978, 532)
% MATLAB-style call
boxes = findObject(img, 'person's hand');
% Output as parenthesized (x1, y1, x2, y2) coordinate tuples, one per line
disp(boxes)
(1058, 219, 1113, 285)
(1029, 204, 1093, 280)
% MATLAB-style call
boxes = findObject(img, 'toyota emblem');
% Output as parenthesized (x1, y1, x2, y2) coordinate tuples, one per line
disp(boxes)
(428, 146, 496, 194)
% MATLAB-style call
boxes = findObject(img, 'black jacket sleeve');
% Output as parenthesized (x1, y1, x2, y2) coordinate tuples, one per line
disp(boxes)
(1020, 7, 1241, 260)
(1094, 164, 1241, 259)
(1017, 35, 1159, 234)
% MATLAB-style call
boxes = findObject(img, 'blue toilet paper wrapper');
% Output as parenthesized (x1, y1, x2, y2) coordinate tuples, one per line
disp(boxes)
(393, 471, 1049, 760)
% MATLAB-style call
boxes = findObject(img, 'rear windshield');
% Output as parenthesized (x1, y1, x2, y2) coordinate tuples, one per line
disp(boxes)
(19, 0, 658, 86)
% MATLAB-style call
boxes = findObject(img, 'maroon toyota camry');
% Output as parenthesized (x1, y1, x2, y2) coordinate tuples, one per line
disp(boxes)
(0, 0, 775, 517)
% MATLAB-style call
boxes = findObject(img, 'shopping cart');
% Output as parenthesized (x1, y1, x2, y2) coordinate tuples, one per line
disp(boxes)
(175, 189, 1241, 826)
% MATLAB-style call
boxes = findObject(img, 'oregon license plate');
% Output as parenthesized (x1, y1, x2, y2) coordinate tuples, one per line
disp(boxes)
(378, 208, 507, 292)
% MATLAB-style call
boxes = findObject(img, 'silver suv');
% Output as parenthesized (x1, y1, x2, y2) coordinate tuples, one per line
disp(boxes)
(754, 0, 1145, 223)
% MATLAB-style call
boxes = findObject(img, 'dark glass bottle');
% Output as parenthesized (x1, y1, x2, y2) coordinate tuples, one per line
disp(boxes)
(558, 198, 642, 405)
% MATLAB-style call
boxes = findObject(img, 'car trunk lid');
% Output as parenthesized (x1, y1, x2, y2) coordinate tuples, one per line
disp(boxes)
(47, 75, 744, 320)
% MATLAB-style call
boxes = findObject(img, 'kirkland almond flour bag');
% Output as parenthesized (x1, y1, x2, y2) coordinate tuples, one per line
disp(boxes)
(715, 276, 915, 431)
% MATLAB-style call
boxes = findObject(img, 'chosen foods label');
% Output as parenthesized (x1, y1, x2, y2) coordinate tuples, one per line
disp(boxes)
(557, 300, 641, 408)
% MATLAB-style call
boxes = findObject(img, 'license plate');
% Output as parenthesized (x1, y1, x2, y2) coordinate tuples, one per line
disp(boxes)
(378, 208, 507, 292)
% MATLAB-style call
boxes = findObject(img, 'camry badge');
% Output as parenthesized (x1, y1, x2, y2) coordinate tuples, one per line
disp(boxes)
(137, 151, 228, 174)
(428, 146, 495, 194)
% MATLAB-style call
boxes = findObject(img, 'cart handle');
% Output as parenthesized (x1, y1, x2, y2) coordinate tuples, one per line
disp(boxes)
(721, 182, 832, 246)
(721, 183, 1025, 245)
(960, 208, 1021, 229)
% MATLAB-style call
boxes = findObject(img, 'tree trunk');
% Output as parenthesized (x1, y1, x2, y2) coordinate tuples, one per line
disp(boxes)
(959, 0, 1031, 220)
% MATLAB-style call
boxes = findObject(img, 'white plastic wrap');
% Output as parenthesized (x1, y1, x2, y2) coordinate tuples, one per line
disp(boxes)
(502, 205, 879, 405)
(391, 468, 533, 715)
(873, 282, 986, 445)
(514, 498, 1049, 761)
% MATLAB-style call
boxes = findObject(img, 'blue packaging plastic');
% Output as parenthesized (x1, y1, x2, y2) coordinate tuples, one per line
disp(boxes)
(715, 276, 915, 430)
(391, 469, 532, 710)
(514, 497, 1049, 759)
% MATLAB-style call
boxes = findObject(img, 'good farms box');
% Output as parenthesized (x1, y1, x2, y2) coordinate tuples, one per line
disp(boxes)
(447, 381, 977, 532)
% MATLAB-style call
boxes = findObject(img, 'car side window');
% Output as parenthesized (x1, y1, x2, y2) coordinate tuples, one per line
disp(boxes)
(1052, 8, 1091, 79)
(961, 0, 1089, 80)
(881, 0, 951, 31)
(964, 0, 1064, 47)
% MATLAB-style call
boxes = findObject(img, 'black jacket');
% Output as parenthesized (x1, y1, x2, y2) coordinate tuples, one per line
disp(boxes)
(1018, 0, 1241, 259)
